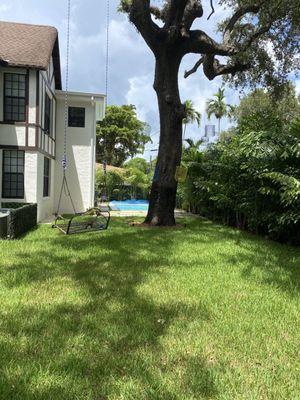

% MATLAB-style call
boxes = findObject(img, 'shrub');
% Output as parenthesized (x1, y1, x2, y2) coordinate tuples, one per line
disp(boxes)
(179, 118, 300, 245)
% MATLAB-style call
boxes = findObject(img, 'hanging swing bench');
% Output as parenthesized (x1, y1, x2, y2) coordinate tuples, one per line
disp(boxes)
(52, 0, 111, 236)
(53, 207, 110, 235)
(52, 161, 111, 235)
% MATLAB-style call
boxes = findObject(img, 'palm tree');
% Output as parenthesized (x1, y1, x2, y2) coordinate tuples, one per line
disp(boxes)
(185, 138, 203, 150)
(183, 138, 203, 163)
(183, 100, 201, 139)
(206, 88, 230, 134)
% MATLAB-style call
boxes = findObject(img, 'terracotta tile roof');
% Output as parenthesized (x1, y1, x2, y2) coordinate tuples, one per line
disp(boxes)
(0, 21, 62, 89)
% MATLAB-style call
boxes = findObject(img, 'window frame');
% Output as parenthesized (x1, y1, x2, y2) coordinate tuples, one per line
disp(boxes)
(3, 73, 27, 123)
(43, 157, 51, 198)
(68, 106, 86, 128)
(44, 91, 52, 136)
(2, 150, 25, 199)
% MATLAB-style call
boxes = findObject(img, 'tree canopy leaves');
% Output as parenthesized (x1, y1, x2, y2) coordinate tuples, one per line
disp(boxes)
(233, 83, 300, 131)
(120, 0, 300, 90)
(97, 105, 151, 167)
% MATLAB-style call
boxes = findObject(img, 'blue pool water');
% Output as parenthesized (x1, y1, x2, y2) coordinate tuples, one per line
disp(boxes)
(110, 200, 149, 212)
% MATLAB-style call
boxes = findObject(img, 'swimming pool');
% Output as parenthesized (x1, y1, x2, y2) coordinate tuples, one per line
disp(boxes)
(109, 200, 149, 212)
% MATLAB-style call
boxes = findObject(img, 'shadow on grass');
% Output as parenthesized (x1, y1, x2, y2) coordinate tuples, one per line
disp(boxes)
(178, 218, 300, 295)
(0, 219, 218, 399)
(0, 217, 299, 399)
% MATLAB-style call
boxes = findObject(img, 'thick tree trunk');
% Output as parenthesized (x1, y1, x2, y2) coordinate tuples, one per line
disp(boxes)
(145, 54, 184, 226)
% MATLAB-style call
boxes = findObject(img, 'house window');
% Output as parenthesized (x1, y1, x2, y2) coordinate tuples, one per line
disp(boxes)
(68, 107, 85, 128)
(44, 92, 51, 135)
(43, 157, 51, 197)
(4, 73, 26, 122)
(2, 150, 24, 199)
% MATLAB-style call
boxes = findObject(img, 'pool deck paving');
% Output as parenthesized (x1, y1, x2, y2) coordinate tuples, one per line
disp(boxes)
(109, 209, 194, 217)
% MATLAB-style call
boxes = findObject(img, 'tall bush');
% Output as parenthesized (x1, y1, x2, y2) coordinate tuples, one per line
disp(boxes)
(179, 88, 300, 244)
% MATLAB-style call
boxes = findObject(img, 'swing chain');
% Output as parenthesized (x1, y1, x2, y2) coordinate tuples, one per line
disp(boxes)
(55, 0, 73, 216)
(105, 0, 110, 102)
(56, 0, 110, 214)
(62, 0, 71, 170)
(101, 0, 110, 203)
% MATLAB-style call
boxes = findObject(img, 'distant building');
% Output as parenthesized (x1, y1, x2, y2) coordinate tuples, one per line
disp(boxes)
(205, 125, 216, 138)
(199, 124, 217, 145)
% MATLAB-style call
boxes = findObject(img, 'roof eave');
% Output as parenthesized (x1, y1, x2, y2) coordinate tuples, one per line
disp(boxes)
(0, 59, 47, 70)
(52, 37, 62, 90)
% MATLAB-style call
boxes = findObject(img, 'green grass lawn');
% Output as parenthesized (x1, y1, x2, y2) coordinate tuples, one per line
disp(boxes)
(0, 218, 299, 400)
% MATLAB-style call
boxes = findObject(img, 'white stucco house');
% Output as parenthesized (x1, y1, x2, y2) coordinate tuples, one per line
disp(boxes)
(0, 21, 105, 221)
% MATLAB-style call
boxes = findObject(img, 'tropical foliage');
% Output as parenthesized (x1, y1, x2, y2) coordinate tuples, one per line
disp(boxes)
(206, 88, 232, 134)
(233, 84, 300, 131)
(96, 168, 125, 200)
(124, 157, 149, 174)
(177, 139, 203, 213)
(96, 158, 152, 201)
(182, 100, 201, 138)
(124, 158, 151, 199)
(124, 168, 150, 200)
(179, 87, 300, 244)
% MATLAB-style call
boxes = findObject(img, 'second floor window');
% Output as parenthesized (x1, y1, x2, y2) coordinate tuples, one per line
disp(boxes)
(44, 92, 51, 135)
(4, 73, 26, 122)
(68, 107, 85, 128)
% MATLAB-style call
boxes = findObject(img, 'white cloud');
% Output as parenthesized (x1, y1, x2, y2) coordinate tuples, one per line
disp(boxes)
(109, 19, 146, 57)
(126, 75, 156, 121)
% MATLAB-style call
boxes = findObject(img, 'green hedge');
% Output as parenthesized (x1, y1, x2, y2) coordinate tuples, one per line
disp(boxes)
(7, 203, 37, 239)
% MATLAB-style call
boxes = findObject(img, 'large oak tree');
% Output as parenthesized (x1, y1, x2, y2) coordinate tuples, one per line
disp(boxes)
(120, 0, 300, 225)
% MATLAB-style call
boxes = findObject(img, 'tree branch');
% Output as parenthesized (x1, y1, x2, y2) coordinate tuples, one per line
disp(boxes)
(207, 0, 215, 20)
(127, 0, 161, 51)
(181, 0, 204, 37)
(184, 54, 250, 80)
(164, 0, 189, 29)
(225, 4, 260, 34)
(243, 23, 272, 49)
(184, 56, 204, 78)
(184, 30, 236, 56)
(224, 4, 260, 43)
(203, 55, 250, 80)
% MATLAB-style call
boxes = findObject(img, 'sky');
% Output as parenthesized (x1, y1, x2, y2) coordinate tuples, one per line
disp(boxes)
(1, 0, 299, 159)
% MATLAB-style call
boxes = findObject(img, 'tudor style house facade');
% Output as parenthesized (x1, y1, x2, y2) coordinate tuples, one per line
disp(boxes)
(0, 21, 105, 221)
